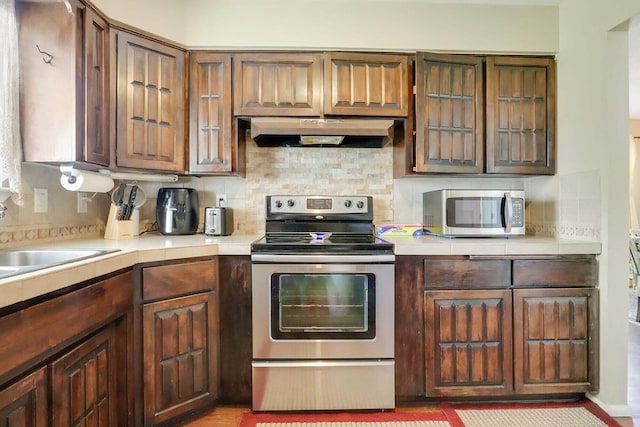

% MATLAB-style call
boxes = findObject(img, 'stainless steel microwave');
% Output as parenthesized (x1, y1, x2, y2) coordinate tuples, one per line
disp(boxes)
(423, 189, 525, 237)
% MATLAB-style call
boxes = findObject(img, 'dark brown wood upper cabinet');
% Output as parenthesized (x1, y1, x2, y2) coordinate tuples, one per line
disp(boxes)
(415, 53, 484, 173)
(188, 52, 239, 174)
(324, 52, 409, 117)
(18, 0, 110, 166)
(402, 53, 556, 176)
(115, 31, 186, 172)
(233, 53, 323, 116)
(486, 56, 556, 174)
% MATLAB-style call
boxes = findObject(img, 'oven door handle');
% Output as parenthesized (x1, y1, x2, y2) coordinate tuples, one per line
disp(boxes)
(251, 254, 395, 263)
(252, 360, 395, 368)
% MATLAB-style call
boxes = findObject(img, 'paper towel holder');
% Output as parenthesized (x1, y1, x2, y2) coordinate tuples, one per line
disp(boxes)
(59, 165, 115, 193)
(60, 165, 78, 184)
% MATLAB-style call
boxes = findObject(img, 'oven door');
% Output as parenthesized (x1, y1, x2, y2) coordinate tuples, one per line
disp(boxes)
(252, 254, 394, 360)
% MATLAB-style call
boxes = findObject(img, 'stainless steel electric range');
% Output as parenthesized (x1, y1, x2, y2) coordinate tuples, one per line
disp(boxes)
(251, 195, 395, 411)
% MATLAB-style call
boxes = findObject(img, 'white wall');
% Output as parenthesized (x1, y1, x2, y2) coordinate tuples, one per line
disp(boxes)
(557, 0, 640, 414)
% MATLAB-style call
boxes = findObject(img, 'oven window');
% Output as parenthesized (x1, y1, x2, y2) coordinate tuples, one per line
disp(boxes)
(270, 273, 376, 340)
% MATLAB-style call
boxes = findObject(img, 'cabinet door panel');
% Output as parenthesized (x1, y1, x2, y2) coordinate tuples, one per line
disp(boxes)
(424, 289, 512, 396)
(233, 53, 322, 116)
(513, 288, 597, 393)
(84, 6, 110, 166)
(143, 292, 218, 425)
(116, 31, 185, 171)
(0, 368, 48, 427)
(486, 56, 555, 174)
(415, 53, 484, 173)
(189, 52, 234, 174)
(51, 324, 118, 427)
(324, 52, 409, 116)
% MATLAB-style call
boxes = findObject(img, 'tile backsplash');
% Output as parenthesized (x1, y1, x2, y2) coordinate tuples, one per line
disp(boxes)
(0, 163, 110, 249)
(0, 145, 602, 248)
(524, 170, 601, 240)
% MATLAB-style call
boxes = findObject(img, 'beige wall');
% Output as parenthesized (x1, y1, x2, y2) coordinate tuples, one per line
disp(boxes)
(90, 0, 558, 53)
(184, 1, 558, 52)
(90, 0, 186, 44)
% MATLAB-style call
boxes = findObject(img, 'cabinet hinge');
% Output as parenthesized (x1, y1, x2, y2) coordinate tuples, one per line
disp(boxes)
(413, 85, 417, 95)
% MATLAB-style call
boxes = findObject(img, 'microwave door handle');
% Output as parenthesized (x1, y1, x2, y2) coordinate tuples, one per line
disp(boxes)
(503, 192, 513, 233)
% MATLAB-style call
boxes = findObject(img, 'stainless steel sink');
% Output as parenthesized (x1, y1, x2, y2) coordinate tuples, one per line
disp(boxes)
(0, 249, 120, 279)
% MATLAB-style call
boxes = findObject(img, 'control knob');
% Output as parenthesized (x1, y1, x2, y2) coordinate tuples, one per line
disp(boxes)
(357, 200, 365, 209)
(287, 199, 295, 207)
(274, 200, 283, 208)
(344, 200, 352, 208)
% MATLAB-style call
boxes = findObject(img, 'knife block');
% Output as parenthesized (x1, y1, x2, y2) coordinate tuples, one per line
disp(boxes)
(104, 204, 134, 240)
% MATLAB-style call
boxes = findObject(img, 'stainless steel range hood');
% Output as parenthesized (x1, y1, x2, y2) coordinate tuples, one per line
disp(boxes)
(248, 118, 396, 147)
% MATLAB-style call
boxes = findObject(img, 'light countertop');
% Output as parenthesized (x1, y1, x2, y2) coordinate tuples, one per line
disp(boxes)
(0, 233, 600, 310)
(383, 234, 602, 256)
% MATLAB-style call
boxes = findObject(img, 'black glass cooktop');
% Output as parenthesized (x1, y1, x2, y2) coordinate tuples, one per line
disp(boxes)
(251, 233, 394, 254)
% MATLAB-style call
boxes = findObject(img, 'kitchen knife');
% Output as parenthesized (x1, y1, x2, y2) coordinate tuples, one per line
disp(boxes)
(123, 185, 138, 221)
(113, 183, 126, 220)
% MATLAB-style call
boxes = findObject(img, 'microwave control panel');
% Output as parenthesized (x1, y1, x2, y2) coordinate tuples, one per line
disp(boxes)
(512, 198, 524, 226)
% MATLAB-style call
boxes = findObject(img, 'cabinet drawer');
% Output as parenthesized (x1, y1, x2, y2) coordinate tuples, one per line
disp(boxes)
(142, 259, 216, 301)
(423, 257, 510, 289)
(512, 257, 597, 288)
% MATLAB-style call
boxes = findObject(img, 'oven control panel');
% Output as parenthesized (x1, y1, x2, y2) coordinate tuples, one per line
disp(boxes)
(268, 195, 370, 215)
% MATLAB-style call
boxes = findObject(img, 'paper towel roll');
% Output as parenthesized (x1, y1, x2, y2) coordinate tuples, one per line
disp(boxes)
(60, 170, 114, 193)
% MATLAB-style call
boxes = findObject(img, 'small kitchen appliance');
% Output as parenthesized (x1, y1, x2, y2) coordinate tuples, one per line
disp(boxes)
(423, 189, 525, 237)
(156, 188, 199, 235)
(251, 195, 395, 411)
(204, 206, 234, 236)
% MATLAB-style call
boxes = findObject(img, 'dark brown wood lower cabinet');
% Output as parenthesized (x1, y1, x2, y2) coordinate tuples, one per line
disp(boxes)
(0, 272, 133, 426)
(51, 323, 119, 427)
(513, 287, 599, 394)
(142, 292, 218, 425)
(414, 255, 598, 400)
(424, 289, 513, 396)
(0, 367, 47, 427)
(217, 256, 252, 404)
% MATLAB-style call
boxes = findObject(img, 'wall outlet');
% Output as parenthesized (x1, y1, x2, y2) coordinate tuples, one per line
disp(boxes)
(77, 192, 88, 213)
(217, 194, 227, 207)
(34, 188, 48, 213)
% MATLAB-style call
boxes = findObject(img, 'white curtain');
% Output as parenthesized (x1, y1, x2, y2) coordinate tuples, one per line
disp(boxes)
(0, 0, 24, 205)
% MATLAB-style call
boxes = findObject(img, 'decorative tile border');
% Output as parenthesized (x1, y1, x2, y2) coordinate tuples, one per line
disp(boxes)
(0, 224, 105, 249)
(526, 223, 601, 241)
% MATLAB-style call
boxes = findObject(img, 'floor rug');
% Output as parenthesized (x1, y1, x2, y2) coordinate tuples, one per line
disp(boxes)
(239, 400, 621, 427)
(440, 400, 622, 427)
